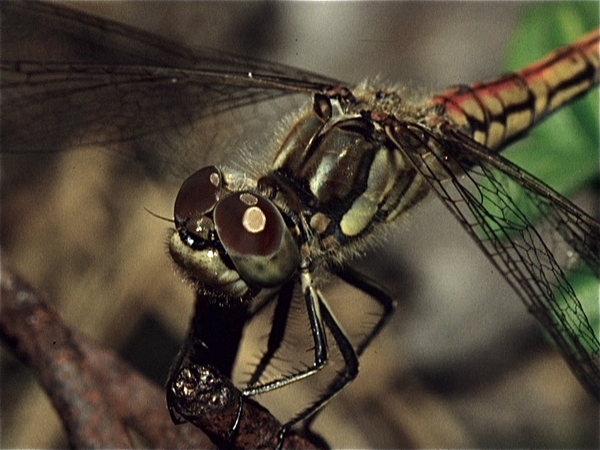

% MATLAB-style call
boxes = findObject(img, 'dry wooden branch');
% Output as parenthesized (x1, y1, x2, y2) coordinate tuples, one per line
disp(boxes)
(0, 265, 319, 449)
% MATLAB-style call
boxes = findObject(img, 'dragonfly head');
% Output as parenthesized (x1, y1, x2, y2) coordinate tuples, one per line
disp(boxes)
(169, 166, 301, 299)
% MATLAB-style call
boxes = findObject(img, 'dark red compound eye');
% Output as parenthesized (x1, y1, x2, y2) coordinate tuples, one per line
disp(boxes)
(213, 192, 300, 287)
(214, 192, 282, 257)
(174, 166, 223, 225)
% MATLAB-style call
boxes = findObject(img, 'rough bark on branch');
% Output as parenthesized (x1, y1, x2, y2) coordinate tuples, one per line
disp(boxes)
(1, 266, 318, 449)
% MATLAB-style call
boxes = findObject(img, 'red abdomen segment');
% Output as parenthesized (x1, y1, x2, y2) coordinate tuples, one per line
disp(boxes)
(432, 28, 599, 150)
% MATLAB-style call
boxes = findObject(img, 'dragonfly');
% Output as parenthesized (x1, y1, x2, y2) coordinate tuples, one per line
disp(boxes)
(1, 2, 599, 448)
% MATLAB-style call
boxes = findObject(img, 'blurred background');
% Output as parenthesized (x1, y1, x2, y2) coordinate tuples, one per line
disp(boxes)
(2, 1, 598, 448)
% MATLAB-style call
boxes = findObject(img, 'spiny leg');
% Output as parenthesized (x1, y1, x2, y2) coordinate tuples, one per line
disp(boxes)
(334, 264, 397, 356)
(277, 287, 359, 448)
(301, 264, 397, 443)
(247, 279, 295, 386)
(242, 266, 328, 397)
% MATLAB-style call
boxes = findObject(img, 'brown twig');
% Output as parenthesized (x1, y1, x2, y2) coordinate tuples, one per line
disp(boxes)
(168, 362, 319, 450)
(0, 265, 319, 449)
(1, 266, 134, 448)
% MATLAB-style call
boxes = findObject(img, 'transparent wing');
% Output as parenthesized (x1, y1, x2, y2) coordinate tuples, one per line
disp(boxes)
(387, 121, 600, 399)
(0, 1, 341, 184)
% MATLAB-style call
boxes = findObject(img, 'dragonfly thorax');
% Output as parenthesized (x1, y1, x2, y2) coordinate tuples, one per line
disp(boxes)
(266, 93, 429, 256)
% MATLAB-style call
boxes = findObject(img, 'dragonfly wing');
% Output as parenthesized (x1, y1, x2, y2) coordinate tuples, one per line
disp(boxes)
(386, 120, 600, 400)
(0, 1, 341, 185)
(444, 126, 600, 274)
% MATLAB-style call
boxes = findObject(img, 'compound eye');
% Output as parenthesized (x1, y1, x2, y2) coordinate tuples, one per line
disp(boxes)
(214, 192, 300, 287)
(174, 166, 223, 225)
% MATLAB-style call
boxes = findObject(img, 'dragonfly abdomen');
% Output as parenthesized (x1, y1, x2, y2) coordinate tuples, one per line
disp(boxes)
(432, 28, 599, 150)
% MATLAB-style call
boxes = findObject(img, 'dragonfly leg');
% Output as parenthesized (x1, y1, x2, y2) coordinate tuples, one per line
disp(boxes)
(242, 266, 329, 397)
(334, 264, 397, 357)
(248, 264, 397, 447)
(300, 264, 396, 443)
(277, 288, 359, 447)
(247, 280, 295, 386)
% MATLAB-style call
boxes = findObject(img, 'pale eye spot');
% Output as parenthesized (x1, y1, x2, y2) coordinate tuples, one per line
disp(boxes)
(243, 206, 266, 233)
(209, 172, 221, 187)
(239, 193, 258, 206)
